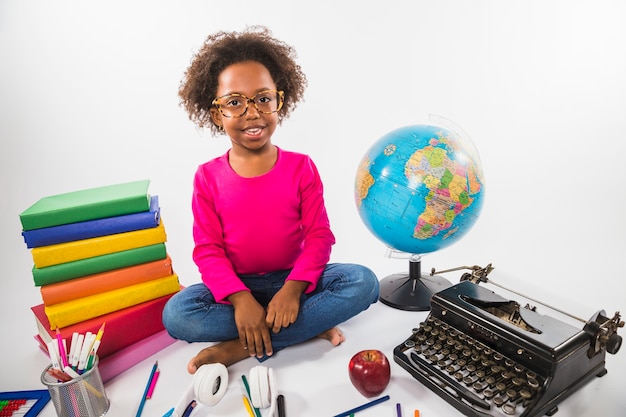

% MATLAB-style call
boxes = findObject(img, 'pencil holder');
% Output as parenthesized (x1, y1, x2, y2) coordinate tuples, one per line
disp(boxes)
(41, 357, 110, 417)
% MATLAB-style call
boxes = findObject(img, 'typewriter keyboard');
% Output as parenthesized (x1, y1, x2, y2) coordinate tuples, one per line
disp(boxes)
(399, 316, 545, 416)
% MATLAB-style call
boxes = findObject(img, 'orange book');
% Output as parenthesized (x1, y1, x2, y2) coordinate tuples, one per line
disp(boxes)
(40, 255, 173, 305)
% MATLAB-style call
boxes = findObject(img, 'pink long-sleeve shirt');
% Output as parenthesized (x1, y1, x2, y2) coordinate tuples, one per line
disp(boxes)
(192, 147, 336, 303)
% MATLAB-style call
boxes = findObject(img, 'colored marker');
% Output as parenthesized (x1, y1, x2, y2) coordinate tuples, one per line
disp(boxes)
(55, 328, 69, 368)
(71, 333, 84, 368)
(277, 394, 286, 417)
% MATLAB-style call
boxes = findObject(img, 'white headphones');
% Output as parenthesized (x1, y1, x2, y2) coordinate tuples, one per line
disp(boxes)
(172, 363, 229, 417)
(248, 365, 278, 416)
(171, 363, 278, 417)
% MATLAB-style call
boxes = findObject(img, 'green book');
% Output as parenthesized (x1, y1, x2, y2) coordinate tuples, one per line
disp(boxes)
(32, 243, 167, 286)
(19, 179, 151, 231)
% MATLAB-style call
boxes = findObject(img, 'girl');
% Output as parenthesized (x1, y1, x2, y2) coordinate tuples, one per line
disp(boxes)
(162, 26, 379, 374)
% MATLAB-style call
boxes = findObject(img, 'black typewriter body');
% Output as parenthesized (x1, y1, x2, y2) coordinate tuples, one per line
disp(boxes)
(394, 280, 618, 417)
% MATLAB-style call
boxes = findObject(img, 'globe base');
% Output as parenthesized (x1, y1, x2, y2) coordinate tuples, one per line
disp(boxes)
(378, 258, 452, 311)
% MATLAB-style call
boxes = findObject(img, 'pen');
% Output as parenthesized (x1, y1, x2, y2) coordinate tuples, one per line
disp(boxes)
(396, 402, 403, 417)
(135, 360, 158, 417)
(161, 408, 174, 417)
(332, 395, 391, 417)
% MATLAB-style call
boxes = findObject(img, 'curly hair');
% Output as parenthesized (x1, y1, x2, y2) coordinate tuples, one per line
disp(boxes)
(179, 26, 307, 136)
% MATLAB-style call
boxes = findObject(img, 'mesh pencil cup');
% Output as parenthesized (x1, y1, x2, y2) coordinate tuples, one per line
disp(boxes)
(41, 357, 110, 417)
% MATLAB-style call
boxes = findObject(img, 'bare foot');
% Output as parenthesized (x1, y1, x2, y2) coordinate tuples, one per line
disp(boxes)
(317, 327, 345, 346)
(187, 339, 250, 374)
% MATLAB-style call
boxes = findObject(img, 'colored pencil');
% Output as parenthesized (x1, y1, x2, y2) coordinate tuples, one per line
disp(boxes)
(135, 361, 158, 417)
(332, 395, 391, 417)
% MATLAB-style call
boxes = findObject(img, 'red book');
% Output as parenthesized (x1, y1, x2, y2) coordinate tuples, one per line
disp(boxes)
(30, 290, 179, 359)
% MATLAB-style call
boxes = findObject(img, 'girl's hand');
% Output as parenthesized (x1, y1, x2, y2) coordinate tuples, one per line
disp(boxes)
(228, 291, 273, 358)
(266, 280, 308, 333)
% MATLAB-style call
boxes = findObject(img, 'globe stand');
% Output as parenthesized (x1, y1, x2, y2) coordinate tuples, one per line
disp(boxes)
(378, 255, 452, 311)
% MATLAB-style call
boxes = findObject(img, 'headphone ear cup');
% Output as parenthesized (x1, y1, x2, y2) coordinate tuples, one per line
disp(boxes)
(193, 363, 229, 406)
(249, 366, 271, 409)
(249, 366, 263, 408)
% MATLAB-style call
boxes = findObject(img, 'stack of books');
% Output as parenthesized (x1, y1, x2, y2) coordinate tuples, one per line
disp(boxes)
(19, 180, 181, 382)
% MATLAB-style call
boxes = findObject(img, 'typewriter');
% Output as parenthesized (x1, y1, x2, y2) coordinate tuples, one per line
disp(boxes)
(393, 264, 623, 417)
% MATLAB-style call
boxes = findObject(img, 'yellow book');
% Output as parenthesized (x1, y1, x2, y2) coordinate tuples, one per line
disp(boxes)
(31, 220, 167, 268)
(44, 274, 180, 329)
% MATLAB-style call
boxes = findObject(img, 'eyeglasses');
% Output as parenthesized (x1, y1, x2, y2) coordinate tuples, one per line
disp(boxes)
(212, 89, 284, 118)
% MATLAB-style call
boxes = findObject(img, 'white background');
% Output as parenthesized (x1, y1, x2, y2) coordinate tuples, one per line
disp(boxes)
(1, 1, 625, 416)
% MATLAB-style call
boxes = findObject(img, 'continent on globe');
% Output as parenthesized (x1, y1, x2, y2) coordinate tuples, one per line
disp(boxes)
(355, 124, 484, 255)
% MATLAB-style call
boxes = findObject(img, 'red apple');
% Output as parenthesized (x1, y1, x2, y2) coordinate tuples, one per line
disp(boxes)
(348, 349, 391, 397)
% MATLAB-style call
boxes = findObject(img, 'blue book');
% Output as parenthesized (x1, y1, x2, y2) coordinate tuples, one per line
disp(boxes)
(22, 196, 160, 248)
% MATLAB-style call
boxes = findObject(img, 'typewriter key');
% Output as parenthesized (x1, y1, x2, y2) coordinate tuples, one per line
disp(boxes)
(483, 388, 495, 399)
(519, 389, 532, 400)
(472, 381, 486, 392)
(512, 377, 524, 387)
(506, 389, 517, 400)
(493, 395, 506, 406)
(502, 403, 517, 415)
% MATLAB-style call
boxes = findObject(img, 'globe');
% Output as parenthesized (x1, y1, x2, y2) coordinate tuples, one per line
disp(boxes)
(355, 124, 485, 255)
(354, 123, 485, 310)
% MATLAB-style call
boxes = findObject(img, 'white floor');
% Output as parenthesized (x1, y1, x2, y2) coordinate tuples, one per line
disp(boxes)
(2, 278, 625, 417)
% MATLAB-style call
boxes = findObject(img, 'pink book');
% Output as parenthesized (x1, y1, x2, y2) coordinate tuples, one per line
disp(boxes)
(98, 330, 177, 382)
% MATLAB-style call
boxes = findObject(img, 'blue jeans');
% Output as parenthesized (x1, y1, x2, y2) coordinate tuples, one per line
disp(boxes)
(162, 263, 379, 361)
